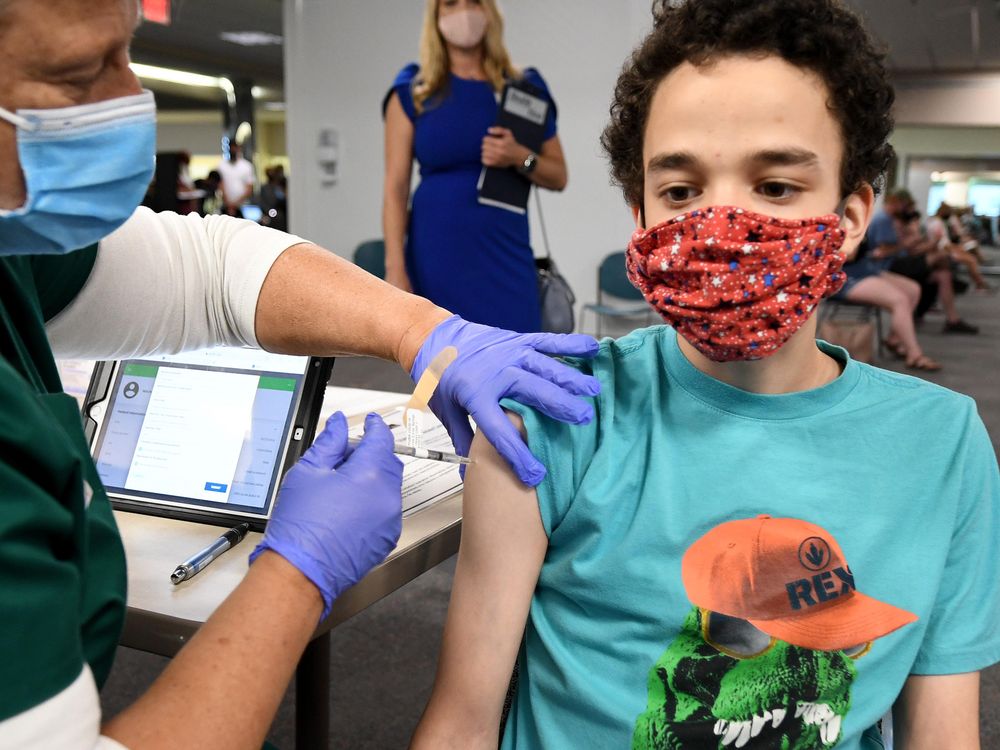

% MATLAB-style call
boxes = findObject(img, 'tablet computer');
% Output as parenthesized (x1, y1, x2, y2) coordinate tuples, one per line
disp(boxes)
(85, 347, 333, 530)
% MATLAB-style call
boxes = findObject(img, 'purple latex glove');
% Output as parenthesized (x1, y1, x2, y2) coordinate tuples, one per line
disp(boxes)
(249, 412, 403, 620)
(411, 315, 600, 486)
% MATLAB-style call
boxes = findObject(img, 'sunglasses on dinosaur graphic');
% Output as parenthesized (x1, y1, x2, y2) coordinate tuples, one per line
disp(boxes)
(700, 609, 872, 660)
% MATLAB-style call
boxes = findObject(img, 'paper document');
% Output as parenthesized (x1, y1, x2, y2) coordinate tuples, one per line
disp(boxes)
(319, 386, 414, 425)
(349, 406, 463, 516)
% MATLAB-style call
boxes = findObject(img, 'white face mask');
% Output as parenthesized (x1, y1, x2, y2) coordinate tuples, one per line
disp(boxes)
(438, 8, 488, 49)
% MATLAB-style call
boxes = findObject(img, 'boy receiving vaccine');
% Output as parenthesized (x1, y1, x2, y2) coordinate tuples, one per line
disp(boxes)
(411, 1, 1000, 748)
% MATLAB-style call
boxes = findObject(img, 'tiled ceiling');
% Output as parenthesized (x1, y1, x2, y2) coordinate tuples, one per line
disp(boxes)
(849, 0, 1000, 71)
(130, 0, 283, 108)
(131, 0, 1000, 111)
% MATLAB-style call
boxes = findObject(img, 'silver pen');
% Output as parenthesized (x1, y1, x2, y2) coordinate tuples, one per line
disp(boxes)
(170, 523, 250, 584)
(347, 438, 474, 466)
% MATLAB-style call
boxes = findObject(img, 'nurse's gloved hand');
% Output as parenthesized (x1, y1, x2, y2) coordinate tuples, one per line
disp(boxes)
(249, 412, 403, 620)
(412, 315, 600, 487)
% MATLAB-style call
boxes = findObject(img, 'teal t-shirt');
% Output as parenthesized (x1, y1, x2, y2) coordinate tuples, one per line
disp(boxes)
(503, 326, 1000, 750)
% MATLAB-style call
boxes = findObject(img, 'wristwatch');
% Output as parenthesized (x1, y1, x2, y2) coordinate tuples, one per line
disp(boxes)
(519, 151, 538, 175)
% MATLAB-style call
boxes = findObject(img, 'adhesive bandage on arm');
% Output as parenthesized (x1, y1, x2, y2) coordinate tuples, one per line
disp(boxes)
(403, 346, 458, 449)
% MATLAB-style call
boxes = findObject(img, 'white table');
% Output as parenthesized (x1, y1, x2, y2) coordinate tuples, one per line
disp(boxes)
(115, 387, 463, 749)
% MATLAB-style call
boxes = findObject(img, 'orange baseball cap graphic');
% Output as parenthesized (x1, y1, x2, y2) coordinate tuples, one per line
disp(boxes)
(682, 515, 917, 651)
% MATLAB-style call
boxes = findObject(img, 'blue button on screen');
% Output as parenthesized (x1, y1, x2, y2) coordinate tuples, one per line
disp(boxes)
(204, 482, 228, 493)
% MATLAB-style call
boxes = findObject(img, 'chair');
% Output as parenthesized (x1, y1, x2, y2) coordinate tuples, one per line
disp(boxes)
(880, 709, 894, 750)
(353, 238, 386, 279)
(581, 251, 654, 337)
(817, 298, 885, 359)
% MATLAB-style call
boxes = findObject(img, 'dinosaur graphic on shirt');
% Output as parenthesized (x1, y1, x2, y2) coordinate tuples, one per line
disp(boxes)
(631, 606, 853, 748)
(631, 515, 918, 749)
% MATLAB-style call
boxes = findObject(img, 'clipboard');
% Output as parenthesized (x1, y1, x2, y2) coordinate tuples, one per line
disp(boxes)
(84, 347, 333, 530)
(477, 78, 550, 215)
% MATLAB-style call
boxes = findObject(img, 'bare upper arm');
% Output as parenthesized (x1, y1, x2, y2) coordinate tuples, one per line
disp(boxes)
(383, 93, 414, 197)
(411, 412, 548, 749)
(893, 672, 980, 749)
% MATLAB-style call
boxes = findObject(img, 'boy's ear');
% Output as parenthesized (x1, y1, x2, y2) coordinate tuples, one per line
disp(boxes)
(631, 204, 645, 229)
(839, 185, 875, 261)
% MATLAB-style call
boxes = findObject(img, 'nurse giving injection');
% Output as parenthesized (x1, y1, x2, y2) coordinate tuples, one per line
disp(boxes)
(0, 1, 600, 746)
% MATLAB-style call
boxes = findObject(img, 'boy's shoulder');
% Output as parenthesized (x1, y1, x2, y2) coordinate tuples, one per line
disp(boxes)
(583, 325, 673, 373)
(852, 358, 977, 415)
(510, 327, 668, 438)
(545, 326, 669, 388)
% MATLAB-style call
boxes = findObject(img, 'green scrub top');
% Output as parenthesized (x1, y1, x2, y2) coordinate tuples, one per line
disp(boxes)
(0, 246, 127, 720)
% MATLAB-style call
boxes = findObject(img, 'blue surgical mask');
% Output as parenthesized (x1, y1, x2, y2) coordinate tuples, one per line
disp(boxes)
(0, 90, 156, 256)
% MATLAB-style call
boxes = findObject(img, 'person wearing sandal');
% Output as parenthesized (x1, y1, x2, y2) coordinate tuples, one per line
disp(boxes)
(879, 191, 980, 331)
(927, 204, 993, 295)
(835, 245, 944, 372)
(882, 334, 942, 372)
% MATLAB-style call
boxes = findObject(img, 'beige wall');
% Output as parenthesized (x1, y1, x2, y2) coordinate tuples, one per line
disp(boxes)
(894, 75, 1000, 128)
(891, 125, 1000, 158)
(156, 110, 288, 183)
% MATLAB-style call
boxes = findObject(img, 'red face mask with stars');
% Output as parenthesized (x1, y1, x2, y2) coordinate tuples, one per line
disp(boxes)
(626, 206, 848, 362)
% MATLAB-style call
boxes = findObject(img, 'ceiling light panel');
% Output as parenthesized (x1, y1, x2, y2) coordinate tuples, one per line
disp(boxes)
(219, 31, 283, 46)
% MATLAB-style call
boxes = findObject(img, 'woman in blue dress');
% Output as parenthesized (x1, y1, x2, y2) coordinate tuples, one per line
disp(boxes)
(383, 0, 567, 333)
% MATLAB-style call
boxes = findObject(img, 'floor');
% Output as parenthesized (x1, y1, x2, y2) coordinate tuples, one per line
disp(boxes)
(101, 269, 1000, 749)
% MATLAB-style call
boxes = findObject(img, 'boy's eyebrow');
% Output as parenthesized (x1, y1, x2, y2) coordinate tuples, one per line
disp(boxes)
(645, 148, 821, 176)
(646, 151, 703, 174)
(746, 148, 820, 168)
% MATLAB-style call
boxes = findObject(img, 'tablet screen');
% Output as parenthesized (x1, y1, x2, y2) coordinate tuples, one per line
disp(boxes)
(92, 347, 311, 519)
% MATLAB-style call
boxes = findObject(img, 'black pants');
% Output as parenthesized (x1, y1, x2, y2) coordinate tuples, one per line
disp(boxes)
(889, 255, 939, 319)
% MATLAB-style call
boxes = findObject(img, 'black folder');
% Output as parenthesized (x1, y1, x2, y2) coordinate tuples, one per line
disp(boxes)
(477, 79, 550, 215)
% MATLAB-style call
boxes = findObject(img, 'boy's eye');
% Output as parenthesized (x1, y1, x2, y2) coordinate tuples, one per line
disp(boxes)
(662, 185, 700, 204)
(757, 181, 800, 200)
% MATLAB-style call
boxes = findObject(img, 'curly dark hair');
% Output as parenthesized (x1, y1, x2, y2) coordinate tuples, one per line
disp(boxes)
(601, 0, 895, 207)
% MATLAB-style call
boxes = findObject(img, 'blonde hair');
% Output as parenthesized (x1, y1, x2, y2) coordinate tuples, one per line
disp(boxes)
(413, 0, 518, 114)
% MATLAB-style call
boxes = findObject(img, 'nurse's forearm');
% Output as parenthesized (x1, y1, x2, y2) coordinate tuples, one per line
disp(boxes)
(254, 241, 449, 370)
(102, 552, 321, 749)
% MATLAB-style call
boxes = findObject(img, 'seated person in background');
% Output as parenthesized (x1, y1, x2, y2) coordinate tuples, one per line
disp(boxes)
(892, 207, 946, 318)
(410, 2, 1000, 749)
(871, 191, 979, 328)
(927, 204, 991, 293)
(194, 169, 223, 216)
(890, 202, 979, 326)
(830, 195, 945, 370)
(836, 189, 978, 369)
(954, 205, 989, 258)
(259, 164, 289, 232)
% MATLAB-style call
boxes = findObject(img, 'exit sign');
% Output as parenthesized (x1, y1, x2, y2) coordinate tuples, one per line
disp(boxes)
(142, 0, 171, 25)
